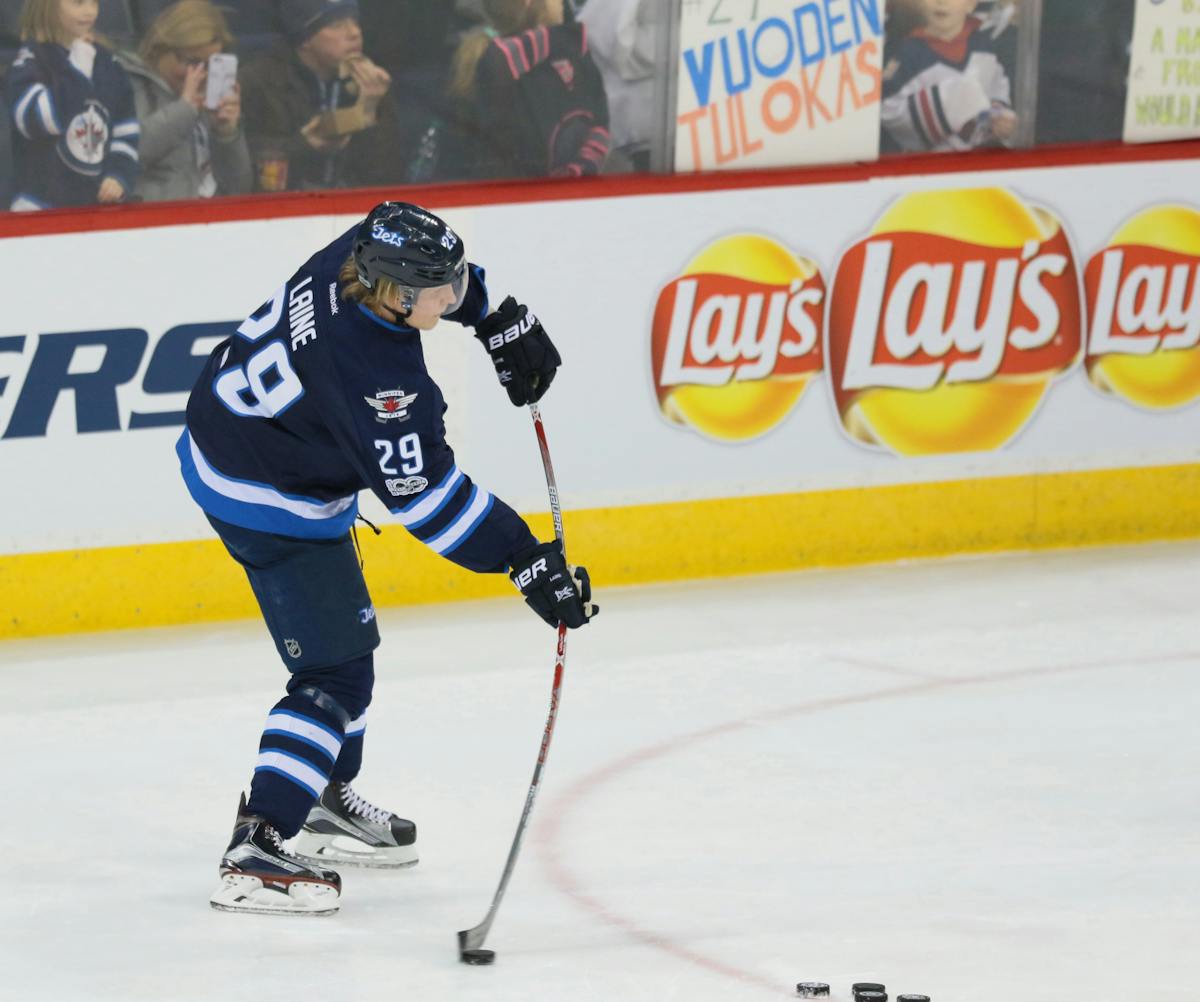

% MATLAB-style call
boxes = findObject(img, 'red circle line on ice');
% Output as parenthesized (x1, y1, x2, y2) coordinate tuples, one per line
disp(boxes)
(536, 648, 1200, 994)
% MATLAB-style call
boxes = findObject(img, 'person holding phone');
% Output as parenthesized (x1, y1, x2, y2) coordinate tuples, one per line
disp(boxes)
(116, 0, 251, 201)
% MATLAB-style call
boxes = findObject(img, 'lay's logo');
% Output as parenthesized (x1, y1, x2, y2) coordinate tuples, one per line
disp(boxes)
(650, 234, 825, 442)
(826, 189, 1084, 456)
(1084, 205, 1200, 410)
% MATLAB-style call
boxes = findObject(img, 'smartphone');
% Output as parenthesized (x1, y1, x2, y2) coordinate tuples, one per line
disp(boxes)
(204, 53, 238, 110)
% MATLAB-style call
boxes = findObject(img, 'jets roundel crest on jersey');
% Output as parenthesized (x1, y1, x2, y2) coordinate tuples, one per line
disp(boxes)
(61, 100, 109, 173)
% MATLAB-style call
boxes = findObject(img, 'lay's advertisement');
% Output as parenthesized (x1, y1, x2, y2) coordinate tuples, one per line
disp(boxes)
(2, 155, 1200, 567)
(649, 180, 1200, 462)
(1085, 206, 1200, 410)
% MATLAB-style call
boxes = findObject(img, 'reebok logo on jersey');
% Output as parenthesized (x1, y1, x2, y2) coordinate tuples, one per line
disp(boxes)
(365, 389, 418, 422)
(514, 558, 548, 590)
(487, 313, 537, 352)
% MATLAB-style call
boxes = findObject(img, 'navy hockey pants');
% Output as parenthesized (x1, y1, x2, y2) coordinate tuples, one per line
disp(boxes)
(208, 515, 381, 835)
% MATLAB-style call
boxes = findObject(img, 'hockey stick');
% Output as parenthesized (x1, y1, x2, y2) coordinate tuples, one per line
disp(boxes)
(458, 400, 568, 964)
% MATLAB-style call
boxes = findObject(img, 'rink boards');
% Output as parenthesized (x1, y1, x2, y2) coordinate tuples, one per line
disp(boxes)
(3, 144, 1200, 637)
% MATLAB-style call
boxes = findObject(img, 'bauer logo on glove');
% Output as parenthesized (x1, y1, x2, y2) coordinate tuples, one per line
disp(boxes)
(475, 296, 562, 406)
(509, 540, 597, 629)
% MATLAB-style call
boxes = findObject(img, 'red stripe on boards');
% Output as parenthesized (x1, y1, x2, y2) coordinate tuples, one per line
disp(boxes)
(2, 139, 1199, 241)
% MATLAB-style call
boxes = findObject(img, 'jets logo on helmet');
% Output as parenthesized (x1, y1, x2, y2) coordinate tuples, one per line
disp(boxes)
(353, 202, 469, 319)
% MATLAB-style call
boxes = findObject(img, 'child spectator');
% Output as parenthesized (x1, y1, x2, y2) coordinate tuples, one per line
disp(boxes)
(6, 0, 140, 209)
(240, 0, 408, 191)
(116, 1, 251, 202)
(447, 0, 610, 180)
(881, 0, 1016, 154)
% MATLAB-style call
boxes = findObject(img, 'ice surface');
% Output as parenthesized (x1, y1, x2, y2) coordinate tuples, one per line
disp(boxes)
(1, 543, 1197, 1002)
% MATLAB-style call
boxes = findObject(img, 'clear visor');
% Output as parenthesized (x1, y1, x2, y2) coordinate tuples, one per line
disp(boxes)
(410, 267, 469, 318)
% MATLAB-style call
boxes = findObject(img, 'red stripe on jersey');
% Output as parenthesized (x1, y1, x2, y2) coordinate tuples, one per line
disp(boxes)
(917, 89, 942, 142)
(492, 37, 521, 79)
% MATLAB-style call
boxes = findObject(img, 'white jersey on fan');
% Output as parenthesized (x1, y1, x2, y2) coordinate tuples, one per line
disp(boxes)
(881, 16, 1013, 153)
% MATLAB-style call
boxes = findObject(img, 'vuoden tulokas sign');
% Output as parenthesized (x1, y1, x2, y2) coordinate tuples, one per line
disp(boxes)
(650, 191, 1200, 455)
(674, 0, 884, 171)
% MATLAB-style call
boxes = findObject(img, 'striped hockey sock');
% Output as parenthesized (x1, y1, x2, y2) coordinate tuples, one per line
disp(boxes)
(331, 713, 367, 784)
(247, 691, 346, 837)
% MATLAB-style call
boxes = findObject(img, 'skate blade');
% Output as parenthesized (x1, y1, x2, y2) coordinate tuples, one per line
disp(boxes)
(289, 831, 419, 869)
(209, 873, 340, 915)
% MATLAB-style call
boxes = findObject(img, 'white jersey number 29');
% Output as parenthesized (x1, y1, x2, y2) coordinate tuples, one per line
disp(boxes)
(214, 285, 305, 418)
(375, 434, 424, 476)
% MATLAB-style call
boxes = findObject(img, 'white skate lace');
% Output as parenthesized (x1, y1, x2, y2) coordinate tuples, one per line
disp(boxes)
(264, 825, 289, 852)
(339, 783, 391, 825)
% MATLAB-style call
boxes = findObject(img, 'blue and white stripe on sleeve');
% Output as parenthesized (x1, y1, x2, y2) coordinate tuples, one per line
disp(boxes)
(12, 82, 62, 138)
(109, 119, 140, 162)
(391, 466, 494, 558)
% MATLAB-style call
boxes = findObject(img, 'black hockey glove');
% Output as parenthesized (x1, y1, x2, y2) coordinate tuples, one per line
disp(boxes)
(474, 296, 562, 406)
(510, 540, 597, 629)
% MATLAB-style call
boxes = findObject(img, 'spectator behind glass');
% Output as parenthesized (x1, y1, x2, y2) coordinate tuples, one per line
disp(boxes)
(116, 1, 251, 202)
(240, 0, 406, 191)
(880, 0, 1017, 154)
(578, 0, 657, 172)
(447, 0, 610, 180)
(6, 0, 140, 210)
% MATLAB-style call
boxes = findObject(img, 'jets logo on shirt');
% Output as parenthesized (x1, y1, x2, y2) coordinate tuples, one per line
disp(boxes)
(365, 389, 418, 422)
(64, 101, 109, 170)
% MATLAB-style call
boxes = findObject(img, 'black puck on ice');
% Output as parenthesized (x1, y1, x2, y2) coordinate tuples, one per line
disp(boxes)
(796, 983, 830, 997)
(856, 994, 887, 1002)
(461, 949, 495, 965)
(853, 985, 886, 996)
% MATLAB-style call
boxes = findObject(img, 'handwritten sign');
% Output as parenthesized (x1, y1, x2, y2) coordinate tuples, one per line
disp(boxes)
(1124, 0, 1200, 142)
(674, 0, 884, 171)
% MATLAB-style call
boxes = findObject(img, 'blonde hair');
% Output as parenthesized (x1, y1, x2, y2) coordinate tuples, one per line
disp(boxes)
(20, 0, 75, 44)
(140, 0, 232, 67)
(449, 0, 556, 99)
(338, 256, 401, 312)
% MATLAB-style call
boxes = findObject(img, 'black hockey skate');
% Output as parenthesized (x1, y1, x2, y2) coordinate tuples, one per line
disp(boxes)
(210, 794, 342, 915)
(290, 781, 418, 868)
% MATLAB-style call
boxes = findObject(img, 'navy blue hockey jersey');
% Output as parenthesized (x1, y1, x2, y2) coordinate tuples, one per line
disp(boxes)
(6, 40, 140, 209)
(178, 227, 538, 575)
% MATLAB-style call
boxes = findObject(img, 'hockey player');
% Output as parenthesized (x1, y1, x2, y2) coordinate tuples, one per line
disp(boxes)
(177, 201, 597, 915)
(881, 0, 1017, 154)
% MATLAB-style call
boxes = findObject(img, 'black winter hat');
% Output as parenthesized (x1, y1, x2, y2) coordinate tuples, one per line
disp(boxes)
(280, 0, 360, 43)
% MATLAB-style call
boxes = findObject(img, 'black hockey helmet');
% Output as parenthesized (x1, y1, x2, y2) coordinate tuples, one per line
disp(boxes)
(353, 202, 468, 316)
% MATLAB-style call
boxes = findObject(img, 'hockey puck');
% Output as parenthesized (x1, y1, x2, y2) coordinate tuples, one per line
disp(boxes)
(796, 983, 830, 997)
(853, 985, 886, 995)
(856, 993, 887, 1002)
(460, 949, 495, 966)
